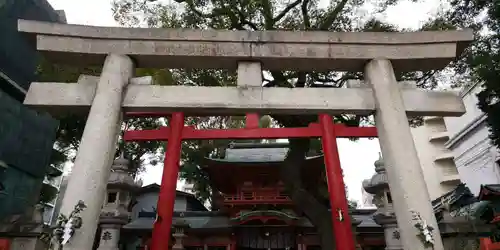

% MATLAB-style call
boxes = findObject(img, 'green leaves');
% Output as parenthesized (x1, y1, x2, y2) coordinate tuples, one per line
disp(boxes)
(444, 0, 500, 150)
(136, 68, 175, 86)
(108, 0, 454, 206)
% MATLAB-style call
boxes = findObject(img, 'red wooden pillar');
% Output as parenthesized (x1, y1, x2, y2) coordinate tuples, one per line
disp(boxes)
(151, 112, 185, 250)
(245, 113, 260, 128)
(230, 234, 236, 250)
(0, 238, 10, 250)
(318, 114, 356, 250)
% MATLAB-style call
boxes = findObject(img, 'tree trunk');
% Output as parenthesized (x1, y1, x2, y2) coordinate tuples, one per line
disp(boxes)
(280, 139, 335, 250)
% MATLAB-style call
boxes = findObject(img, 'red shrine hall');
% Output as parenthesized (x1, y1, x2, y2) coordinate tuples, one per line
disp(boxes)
(122, 113, 381, 250)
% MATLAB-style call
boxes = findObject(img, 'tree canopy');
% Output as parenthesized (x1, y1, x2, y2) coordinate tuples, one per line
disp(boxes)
(444, 0, 500, 150)
(36, 0, 483, 249)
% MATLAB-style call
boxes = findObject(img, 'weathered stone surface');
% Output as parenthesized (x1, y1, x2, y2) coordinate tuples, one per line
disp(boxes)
(57, 54, 134, 250)
(237, 62, 262, 87)
(24, 79, 465, 117)
(367, 59, 445, 250)
(18, 19, 473, 72)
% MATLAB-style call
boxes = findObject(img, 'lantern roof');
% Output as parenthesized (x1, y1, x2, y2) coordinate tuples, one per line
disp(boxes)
(363, 154, 389, 194)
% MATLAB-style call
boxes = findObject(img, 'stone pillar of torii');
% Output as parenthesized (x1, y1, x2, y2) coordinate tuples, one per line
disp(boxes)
(18, 19, 473, 250)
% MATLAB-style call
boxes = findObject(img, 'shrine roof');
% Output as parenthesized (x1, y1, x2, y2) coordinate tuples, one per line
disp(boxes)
(137, 183, 195, 197)
(479, 184, 500, 201)
(203, 143, 323, 165)
(136, 184, 208, 211)
(432, 183, 477, 213)
(429, 183, 500, 224)
(122, 209, 380, 230)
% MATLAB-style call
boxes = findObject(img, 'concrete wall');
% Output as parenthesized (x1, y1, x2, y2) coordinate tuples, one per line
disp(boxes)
(444, 83, 500, 195)
(411, 118, 459, 200)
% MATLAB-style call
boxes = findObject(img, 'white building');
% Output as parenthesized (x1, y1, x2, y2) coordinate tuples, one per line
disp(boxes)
(444, 82, 500, 195)
(411, 116, 461, 200)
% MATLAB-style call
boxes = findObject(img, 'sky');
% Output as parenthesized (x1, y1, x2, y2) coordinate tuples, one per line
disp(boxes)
(48, 0, 445, 206)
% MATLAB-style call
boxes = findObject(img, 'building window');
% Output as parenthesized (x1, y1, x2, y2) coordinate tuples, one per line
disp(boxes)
(107, 192, 117, 204)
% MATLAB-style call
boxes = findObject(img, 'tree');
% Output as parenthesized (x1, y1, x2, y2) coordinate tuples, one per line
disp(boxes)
(36, 58, 165, 176)
(108, 1, 452, 249)
(443, 1, 500, 150)
(34, 0, 456, 249)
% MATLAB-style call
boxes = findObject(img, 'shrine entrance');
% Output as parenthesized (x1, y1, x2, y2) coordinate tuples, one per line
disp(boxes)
(19, 19, 472, 250)
(232, 211, 298, 250)
(123, 112, 377, 250)
(236, 227, 296, 250)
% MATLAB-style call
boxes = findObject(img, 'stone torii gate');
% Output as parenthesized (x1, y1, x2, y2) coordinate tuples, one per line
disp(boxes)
(18, 19, 473, 250)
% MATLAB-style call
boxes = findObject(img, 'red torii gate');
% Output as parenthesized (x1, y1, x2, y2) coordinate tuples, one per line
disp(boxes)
(123, 112, 378, 250)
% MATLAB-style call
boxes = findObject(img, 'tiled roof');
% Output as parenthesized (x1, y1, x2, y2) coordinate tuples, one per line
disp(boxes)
(432, 183, 477, 213)
(205, 147, 323, 164)
(123, 210, 380, 230)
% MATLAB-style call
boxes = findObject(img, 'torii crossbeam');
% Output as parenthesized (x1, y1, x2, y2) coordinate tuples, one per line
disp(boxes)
(18, 19, 473, 250)
(123, 113, 377, 250)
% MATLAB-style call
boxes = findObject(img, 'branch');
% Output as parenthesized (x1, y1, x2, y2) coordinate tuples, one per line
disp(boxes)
(307, 72, 361, 88)
(236, 8, 259, 30)
(269, 70, 293, 87)
(318, 0, 349, 30)
(273, 0, 302, 24)
(279, 139, 336, 250)
(181, 0, 251, 30)
(301, 0, 311, 29)
(259, 0, 275, 29)
(181, 0, 216, 18)
(295, 72, 307, 87)
(222, 0, 244, 30)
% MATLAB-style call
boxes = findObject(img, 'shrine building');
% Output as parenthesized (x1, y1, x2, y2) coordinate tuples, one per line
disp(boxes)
(100, 142, 384, 250)
(93, 141, 500, 250)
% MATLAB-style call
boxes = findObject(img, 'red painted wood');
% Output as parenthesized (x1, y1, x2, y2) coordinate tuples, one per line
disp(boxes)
(223, 194, 293, 205)
(124, 123, 377, 141)
(481, 238, 500, 250)
(319, 114, 356, 250)
(230, 236, 236, 250)
(124, 112, 377, 250)
(491, 214, 500, 223)
(0, 239, 10, 250)
(151, 112, 184, 250)
(245, 113, 260, 128)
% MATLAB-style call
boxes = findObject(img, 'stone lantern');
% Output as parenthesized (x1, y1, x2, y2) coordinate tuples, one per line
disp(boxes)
(363, 154, 402, 250)
(171, 218, 189, 250)
(97, 153, 139, 250)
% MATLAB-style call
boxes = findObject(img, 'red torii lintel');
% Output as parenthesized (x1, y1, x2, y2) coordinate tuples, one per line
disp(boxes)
(124, 123, 377, 141)
(123, 112, 377, 250)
